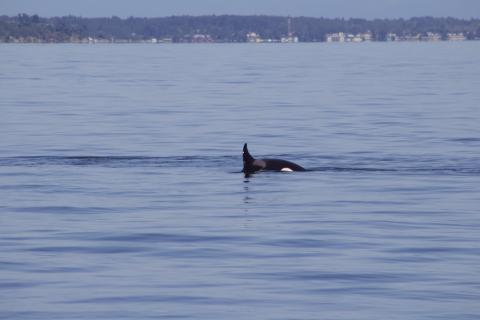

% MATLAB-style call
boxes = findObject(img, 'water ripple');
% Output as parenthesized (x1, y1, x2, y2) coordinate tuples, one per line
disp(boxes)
(1, 155, 479, 175)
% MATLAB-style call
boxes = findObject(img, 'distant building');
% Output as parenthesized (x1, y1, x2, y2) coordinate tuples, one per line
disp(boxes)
(448, 33, 466, 41)
(353, 35, 365, 42)
(246, 32, 262, 43)
(326, 32, 371, 43)
(281, 36, 299, 43)
(281, 17, 299, 43)
(190, 33, 213, 43)
(420, 32, 441, 41)
(362, 32, 373, 41)
(397, 34, 421, 41)
(326, 32, 346, 42)
(386, 33, 395, 41)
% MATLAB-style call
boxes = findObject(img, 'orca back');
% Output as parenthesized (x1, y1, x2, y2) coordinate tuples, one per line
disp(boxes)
(242, 143, 305, 175)
(263, 159, 306, 172)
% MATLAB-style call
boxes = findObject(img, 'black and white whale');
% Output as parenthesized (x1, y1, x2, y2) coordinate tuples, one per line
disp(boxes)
(242, 143, 306, 176)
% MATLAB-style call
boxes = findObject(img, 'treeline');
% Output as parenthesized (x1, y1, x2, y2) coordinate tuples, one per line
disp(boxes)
(1, 14, 480, 42)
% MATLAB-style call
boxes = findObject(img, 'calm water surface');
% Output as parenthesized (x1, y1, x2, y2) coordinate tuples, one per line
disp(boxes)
(1, 42, 480, 319)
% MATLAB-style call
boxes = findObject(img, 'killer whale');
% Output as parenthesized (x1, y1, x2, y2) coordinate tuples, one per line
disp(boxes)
(242, 143, 306, 176)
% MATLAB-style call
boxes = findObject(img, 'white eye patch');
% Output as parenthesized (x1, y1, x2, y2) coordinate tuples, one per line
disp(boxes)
(281, 168, 293, 172)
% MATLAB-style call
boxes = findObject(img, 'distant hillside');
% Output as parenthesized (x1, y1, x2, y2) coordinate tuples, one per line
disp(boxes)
(1, 14, 479, 43)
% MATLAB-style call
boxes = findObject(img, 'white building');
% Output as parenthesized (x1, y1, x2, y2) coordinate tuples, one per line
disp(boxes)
(246, 32, 262, 43)
(448, 33, 466, 41)
(281, 36, 299, 43)
(326, 32, 346, 42)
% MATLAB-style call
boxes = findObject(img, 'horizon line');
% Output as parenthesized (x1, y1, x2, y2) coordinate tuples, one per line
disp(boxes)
(5, 13, 480, 21)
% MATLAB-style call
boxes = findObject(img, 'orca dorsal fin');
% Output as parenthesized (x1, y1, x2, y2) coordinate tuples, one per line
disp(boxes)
(243, 143, 256, 175)
(243, 143, 254, 162)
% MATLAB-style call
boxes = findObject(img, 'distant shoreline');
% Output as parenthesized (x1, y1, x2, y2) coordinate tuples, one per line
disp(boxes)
(2, 14, 479, 44)
(1, 39, 478, 45)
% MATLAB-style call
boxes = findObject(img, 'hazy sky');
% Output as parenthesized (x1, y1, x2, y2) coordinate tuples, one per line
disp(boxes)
(1, 0, 479, 19)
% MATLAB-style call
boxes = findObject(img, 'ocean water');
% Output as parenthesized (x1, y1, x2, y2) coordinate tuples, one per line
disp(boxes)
(1, 42, 480, 320)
